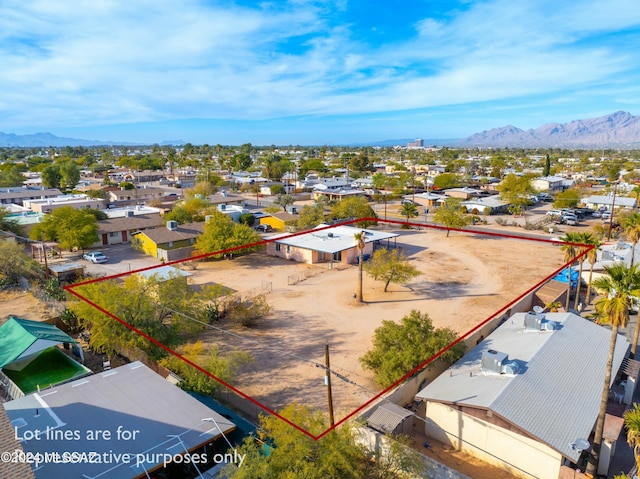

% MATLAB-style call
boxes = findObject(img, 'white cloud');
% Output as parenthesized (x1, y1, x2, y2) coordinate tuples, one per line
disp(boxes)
(0, 0, 639, 132)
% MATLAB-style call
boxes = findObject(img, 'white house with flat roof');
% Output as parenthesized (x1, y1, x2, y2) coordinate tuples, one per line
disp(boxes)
(266, 224, 398, 266)
(415, 311, 629, 479)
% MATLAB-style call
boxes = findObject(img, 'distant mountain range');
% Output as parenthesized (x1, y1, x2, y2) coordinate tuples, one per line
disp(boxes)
(456, 111, 640, 148)
(1, 111, 639, 148)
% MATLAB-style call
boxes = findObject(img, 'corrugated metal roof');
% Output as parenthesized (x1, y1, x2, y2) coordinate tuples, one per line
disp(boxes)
(367, 402, 413, 433)
(3, 361, 236, 479)
(415, 312, 628, 462)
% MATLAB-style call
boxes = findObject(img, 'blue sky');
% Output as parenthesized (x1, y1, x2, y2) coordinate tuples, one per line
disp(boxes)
(1, 0, 639, 145)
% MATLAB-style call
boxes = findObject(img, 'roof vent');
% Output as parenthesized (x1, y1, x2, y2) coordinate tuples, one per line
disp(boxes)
(327, 232, 334, 237)
(166, 220, 178, 231)
(125, 210, 134, 217)
(481, 349, 519, 376)
(524, 312, 556, 332)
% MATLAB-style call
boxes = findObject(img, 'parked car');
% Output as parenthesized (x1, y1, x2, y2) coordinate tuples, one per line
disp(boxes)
(602, 212, 612, 221)
(255, 224, 273, 233)
(546, 209, 562, 217)
(83, 251, 108, 263)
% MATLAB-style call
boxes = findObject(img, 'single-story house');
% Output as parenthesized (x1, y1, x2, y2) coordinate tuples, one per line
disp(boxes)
(258, 211, 298, 232)
(3, 361, 237, 479)
(0, 187, 62, 207)
(96, 213, 165, 246)
(532, 176, 565, 193)
(415, 311, 630, 479)
(312, 188, 367, 202)
(206, 191, 245, 207)
(24, 194, 105, 213)
(583, 195, 637, 211)
(131, 221, 205, 261)
(404, 192, 448, 209)
(461, 196, 510, 214)
(108, 186, 168, 205)
(260, 182, 295, 195)
(442, 187, 483, 200)
(312, 177, 350, 191)
(266, 224, 398, 266)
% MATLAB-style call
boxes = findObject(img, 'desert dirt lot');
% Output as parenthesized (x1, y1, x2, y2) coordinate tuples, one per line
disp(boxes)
(157, 226, 567, 423)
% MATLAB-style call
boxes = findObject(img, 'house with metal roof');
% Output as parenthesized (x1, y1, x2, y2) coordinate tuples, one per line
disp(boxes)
(3, 361, 237, 479)
(415, 311, 629, 479)
(265, 224, 398, 266)
(584, 194, 636, 211)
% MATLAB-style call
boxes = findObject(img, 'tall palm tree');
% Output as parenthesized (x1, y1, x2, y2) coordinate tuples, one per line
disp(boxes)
(585, 236, 602, 305)
(586, 263, 640, 475)
(625, 212, 640, 266)
(573, 233, 594, 310)
(560, 233, 581, 311)
(624, 403, 640, 473)
(354, 231, 366, 303)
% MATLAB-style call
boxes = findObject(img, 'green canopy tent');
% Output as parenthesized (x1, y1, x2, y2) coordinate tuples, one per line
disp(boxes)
(0, 317, 77, 370)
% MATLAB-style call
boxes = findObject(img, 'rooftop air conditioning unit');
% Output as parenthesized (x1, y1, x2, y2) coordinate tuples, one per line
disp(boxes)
(481, 349, 519, 376)
(524, 311, 555, 331)
(125, 210, 134, 218)
(166, 220, 179, 231)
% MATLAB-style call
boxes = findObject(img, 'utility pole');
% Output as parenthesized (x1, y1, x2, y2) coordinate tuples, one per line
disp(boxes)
(325, 344, 335, 427)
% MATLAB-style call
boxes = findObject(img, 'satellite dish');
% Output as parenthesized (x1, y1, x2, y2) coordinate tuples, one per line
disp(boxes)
(571, 438, 590, 451)
(533, 305, 544, 314)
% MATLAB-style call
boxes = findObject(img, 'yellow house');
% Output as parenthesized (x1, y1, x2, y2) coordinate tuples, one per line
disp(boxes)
(131, 221, 205, 261)
(258, 212, 298, 232)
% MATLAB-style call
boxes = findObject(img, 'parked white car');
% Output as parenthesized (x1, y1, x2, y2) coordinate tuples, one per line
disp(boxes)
(83, 251, 108, 264)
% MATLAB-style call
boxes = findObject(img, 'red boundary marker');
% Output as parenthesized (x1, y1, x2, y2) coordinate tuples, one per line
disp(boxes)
(65, 218, 592, 440)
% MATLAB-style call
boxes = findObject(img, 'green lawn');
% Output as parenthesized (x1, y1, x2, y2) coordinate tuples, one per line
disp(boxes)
(3, 347, 89, 394)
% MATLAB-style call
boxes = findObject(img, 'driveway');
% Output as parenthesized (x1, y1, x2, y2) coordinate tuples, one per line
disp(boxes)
(78, 243, 162, 277)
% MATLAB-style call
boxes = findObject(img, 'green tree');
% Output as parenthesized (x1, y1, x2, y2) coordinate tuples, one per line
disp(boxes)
(624, 212, 640, 266)
(226, 404, 423, 479)
(195, 211, 261, 258)
(623, 403, 640, 474)
(364, 248, 420, 292)
(330, 196, 377, 227)
(559, 232, 581, 311)
(543, 154, 551, 176)
(552, 189, 581, 209)
(30, 206, 99, 251)
(585, 236, 602, 306)
(433, 198, 469, 236)
(41, 164, 61, 189)
(119, 181, 135, 190)
(59, 160, 80, 189)
(432, 173, 460, 190)
(587, 264, 640, 474)
(0, 166, 25, 187)
(400, 202, 419, 222)
(498, 174, 535, 220)
(297, 203, 326, 230)
(0, 206, 22, 235)
(70, 274, 210, 360)
(164, 197, 210, 224)
(360, 310, 466, 387)
(159, 341, 252, 394)
(0, 240, 43, 283)
(274, 194, 294, 211)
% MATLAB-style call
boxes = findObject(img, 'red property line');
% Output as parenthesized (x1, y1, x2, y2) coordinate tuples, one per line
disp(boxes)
(65, 218, 592, 440)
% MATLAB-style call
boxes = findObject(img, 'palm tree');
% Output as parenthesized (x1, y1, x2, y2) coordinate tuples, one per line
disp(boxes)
(585, 236, 602, 305)
(625, 212, 640, 266)
(560, 233, 581, 311)
(354, 231, 366, 303)
(400, 202, 419, 222)
(586, 263, 640, 474)
(624, 403, 640, 472)
(574, 232, 594, 310)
